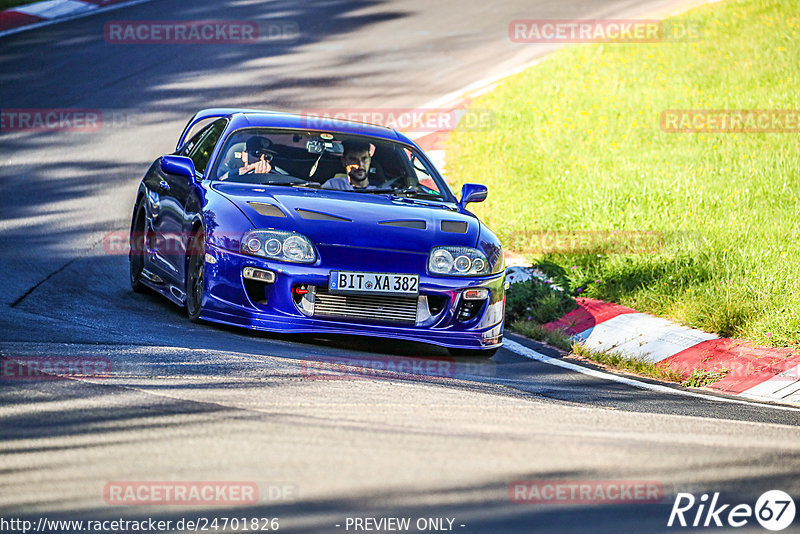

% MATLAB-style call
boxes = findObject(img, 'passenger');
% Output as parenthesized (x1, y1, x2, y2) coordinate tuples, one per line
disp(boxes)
(321, 140, 375, 190)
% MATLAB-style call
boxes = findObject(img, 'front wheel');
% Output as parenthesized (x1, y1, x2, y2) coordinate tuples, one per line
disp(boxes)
(447, 347, 499, 358)
(186, 230, 205, 322)
(130, 203, 148, 293)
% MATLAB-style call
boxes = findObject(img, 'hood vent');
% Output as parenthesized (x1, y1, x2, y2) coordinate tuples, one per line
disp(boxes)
(379, 219, 426, 230)
(441, 220, 468, 233)
(248, 202, 286, 218)
(296, 208, 351, 222)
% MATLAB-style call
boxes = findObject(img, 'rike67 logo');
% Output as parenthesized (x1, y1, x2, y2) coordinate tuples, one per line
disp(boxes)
(668, 490, 796, 531)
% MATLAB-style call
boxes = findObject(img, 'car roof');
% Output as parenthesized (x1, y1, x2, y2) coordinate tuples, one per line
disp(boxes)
(224, 109, 415, 145)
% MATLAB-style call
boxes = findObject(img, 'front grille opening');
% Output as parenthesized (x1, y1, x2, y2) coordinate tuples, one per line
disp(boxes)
(457, 298, 486, 322)
(313, 287, 418, 324)
(244, 279, 269, 307)
(427, 295, 448, 316)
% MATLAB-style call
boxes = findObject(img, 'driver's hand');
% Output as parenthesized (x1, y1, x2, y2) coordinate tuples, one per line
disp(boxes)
(238, 155, 272, 175)
(254, 155, 271, 174)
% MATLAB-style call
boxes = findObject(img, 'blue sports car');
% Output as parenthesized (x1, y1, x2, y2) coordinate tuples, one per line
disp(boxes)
(129, 109, 506, 356)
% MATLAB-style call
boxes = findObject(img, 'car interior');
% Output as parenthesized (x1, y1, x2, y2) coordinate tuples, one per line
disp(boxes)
(212, 129, 443, 196)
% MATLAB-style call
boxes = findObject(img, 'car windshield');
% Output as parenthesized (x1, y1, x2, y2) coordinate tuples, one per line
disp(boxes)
(210, 128, 451, 201)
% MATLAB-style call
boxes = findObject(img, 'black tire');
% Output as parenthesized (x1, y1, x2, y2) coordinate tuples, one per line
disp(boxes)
(447, 347, 499, 358)
(185, 230, 205, 322)
(129, 203, 148, 293)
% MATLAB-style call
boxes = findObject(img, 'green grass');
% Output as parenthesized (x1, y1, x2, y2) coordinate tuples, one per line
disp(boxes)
(449, 0, 800, 347)
(505, 275, 577, 324)
(0, 0, 38, 10)
(571, 343, 686, 383)
(511, 320, 574, 351)
(681, 367, 730, 388)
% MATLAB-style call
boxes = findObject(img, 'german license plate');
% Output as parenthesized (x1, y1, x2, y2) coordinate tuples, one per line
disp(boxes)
(329, 271, 419, 296)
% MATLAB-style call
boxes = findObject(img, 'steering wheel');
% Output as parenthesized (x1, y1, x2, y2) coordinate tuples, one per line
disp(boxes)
(244, 167, 276, 175)
(382, 174, 407, 189)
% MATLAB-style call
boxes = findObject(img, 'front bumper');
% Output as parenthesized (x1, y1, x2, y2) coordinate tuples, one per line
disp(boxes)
(201, 244, 505, 350)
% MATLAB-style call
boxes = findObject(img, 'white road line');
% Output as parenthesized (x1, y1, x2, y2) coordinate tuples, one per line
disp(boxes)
(14, 0, 95, 19)
(0, 0, 156, 39)
(502, 338, 800, 412)
(416, 56, 553, 113)
(416, 1, 725, 113)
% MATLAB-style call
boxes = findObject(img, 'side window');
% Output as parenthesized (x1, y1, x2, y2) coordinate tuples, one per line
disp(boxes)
(187, 119, 227, 177)
(403, 147, 442, 194)
(180, 118, 215, 153)
(180, 129, 206, 157)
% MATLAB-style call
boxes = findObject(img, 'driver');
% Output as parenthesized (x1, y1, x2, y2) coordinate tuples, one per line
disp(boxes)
(219, 136, 274, 180)
(321, 140, 375, 190)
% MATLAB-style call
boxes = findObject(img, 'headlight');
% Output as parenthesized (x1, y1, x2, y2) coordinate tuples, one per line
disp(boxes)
(240, 229, 316, 264)
(428, 246, 490, 276)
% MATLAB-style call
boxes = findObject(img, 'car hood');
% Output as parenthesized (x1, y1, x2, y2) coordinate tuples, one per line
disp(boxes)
(211, 183, 480, 252)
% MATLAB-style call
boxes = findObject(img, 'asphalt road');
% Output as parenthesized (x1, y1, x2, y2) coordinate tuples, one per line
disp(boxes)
(2, 0, 800, 533)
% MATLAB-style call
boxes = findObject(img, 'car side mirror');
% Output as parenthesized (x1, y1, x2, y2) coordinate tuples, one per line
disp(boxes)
(460, 183, 488, 207)
(161, 155, 196, 180)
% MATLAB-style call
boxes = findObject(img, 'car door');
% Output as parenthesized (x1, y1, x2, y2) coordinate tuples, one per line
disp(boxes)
(153, 119, 227, 285)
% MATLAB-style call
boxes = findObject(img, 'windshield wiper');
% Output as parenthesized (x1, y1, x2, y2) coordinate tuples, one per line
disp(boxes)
(356, 188, 396, 194)
(353, 187, 440, 198)
(388, 187, 444, 200)
(260, 178, 315, 187)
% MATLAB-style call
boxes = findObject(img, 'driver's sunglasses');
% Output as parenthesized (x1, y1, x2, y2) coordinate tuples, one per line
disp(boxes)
(248, 150, 273, 161)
